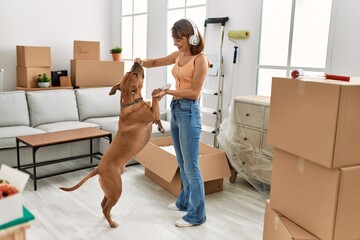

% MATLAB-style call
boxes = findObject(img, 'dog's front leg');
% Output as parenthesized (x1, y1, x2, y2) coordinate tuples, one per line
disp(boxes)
(151, 88, 165, 133)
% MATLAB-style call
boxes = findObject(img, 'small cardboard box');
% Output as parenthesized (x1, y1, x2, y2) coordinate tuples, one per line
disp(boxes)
(16, 46, 51, 67)
(0, 165, 29, 225)
(16, 66, 51, 88)
(70, 60, 124, 87)
(136, 137, 231, 196)
(270, 148, 360, 240)
(268, 77, 360, 168)
(73, 40, 100, 60)
(263, 200, 319, 240)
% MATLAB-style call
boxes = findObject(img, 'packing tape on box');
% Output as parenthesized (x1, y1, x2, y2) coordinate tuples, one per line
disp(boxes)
(297, 81, 306, 95)
(297, 158, 305, 173)
(274, 216, 280, 230)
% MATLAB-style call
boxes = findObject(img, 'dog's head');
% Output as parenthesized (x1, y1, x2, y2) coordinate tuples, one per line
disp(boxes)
(109, 62, 145, 96)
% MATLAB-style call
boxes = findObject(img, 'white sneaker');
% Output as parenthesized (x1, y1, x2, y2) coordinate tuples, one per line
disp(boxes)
(168, 202, 181, 211)
(175, 218, 194, 227)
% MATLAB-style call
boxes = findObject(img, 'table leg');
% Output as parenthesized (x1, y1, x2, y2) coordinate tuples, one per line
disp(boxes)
(90, 138, 93, 164)
(32, 147, 39, 191)
(16, 139, 20, 169)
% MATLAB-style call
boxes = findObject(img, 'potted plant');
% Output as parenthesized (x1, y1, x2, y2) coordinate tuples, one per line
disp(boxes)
(37, 73, 51, 88)
(110, 46, 122, 61)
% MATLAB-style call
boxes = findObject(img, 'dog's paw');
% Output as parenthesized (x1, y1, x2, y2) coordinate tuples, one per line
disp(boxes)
(110, 221, 119, 228)
(158, 127, 165, 134)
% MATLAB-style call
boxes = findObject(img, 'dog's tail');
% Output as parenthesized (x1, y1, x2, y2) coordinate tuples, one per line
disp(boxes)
(60, 168, 99, 192)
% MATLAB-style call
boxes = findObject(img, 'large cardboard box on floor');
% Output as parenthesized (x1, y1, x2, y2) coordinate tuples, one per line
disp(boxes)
(16, 66, 51, 88)
(263, 200, 319, 240)
(73, 40, 100, 60)
(0, 165, 29, 225)
(16, 46, 51, 67)
(136, 137, 231, 196)
(268, 77, 360, 168)
(70, 60, 124, 87)
(270, 148, 360, 240)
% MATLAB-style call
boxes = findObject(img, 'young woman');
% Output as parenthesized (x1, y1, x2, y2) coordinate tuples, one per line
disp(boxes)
(135, 19, 208, 227)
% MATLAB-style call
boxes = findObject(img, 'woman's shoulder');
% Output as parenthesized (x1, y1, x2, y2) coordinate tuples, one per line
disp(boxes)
(193, 52, 209, 68)
(194, 52, 207, 62)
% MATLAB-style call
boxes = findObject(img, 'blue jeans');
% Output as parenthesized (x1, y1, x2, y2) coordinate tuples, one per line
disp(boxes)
(170, 98, 206, 225)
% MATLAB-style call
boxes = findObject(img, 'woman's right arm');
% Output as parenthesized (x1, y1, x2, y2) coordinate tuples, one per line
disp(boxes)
(135, 51, 179, 68)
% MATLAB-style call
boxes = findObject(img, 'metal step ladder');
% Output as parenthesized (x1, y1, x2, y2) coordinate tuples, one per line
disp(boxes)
(200, 17, 229, 147)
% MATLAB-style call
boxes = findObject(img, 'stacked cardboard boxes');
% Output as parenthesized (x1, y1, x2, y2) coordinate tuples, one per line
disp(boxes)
(70, 40, 124, 88)
(263, 77, 360, 240)
(16, 46, 51, 88)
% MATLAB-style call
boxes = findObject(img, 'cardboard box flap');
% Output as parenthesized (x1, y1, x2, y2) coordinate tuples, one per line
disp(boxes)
(334, 165, 360, 239)
(199, 145, 231, 181)
(282, 217, 319, 239)
(136, 139, 178, 183)
(0, 165, 29, 191)
(264, 200, 319, 240)
(334, 85, 360, 167)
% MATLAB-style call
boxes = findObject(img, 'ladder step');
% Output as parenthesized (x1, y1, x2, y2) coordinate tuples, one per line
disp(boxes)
(201, 125, 216, 134)
(204, 17, 229, 26)
(202, 88, 218, 95)
(200, 107, 217, 115)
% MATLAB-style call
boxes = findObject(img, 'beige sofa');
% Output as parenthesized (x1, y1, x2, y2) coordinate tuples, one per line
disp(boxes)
(0, 87, 170, 168)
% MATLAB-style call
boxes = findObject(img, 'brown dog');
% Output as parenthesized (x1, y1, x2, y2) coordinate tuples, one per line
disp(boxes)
(60, 62, 165, 228)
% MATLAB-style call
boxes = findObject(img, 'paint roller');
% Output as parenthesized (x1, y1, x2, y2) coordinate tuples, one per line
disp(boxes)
(291, 68, 350, 82)
(228, 30, 249, 63)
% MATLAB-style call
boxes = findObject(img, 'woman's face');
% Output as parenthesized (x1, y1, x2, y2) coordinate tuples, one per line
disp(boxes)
(173, 36, 189, 53)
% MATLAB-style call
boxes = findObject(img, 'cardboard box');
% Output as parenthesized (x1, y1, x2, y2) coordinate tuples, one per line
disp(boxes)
(16, 66, 51, 88)
(70, 60, 124, 87)
(263, 200, 319, 240)
(60, 76, 72, 87)
(73, 40, 100, 60)
(270, 148, 360, 240)
(0, 165, 29, 225)
(136, 137, 231, 196)
(268, 77, 360, 168)
(16, 46, 51, 67)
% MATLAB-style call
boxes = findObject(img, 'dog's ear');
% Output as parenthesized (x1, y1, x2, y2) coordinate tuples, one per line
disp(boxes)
(109, 84, 120, 95)
(109, 72, 131, 95)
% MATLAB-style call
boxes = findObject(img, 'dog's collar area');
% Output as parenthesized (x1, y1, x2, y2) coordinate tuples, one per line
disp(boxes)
(121, 97, 143, 108)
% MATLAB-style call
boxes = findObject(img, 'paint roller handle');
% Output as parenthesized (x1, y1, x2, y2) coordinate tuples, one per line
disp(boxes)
(204, 17, 229, 27)
(325, 74, 350, 82)
(233, 46, 238, 64)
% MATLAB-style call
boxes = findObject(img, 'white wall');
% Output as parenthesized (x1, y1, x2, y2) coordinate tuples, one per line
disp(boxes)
(329, 0, 360, 76)
(0, 0, 119, 91)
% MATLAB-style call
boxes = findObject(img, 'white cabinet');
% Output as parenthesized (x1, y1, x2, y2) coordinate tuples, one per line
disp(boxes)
(219, 95, 273, 191)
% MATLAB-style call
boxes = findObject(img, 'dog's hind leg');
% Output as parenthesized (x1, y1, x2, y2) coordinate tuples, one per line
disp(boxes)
(99, 171, 122, 228)
(101, 196, 108, 210)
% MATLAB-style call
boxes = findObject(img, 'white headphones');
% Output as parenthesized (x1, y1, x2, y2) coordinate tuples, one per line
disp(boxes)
(187, 19, 200, 46)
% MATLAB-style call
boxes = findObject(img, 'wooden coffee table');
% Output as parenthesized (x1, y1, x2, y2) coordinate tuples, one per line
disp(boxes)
(16, 127, 112, 190)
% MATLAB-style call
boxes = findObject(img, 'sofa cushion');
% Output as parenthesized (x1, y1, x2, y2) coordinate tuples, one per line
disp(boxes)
(27, 90, 79, 127)
(0, 126, 45, 149)
(0, 91, 30, 127)
(75, 87, 120, 121)
(35, 121, 100, 132)
(84, 117, 118, 132)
